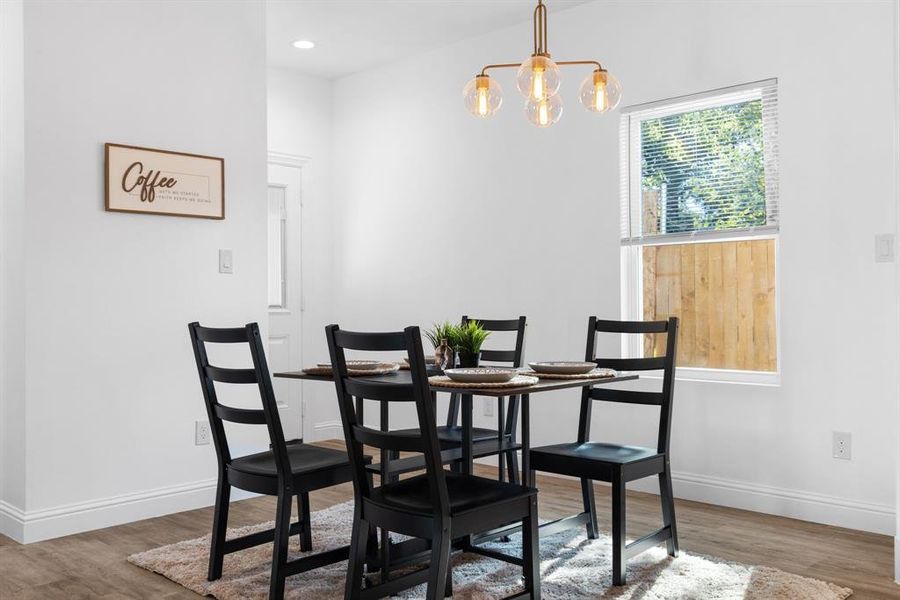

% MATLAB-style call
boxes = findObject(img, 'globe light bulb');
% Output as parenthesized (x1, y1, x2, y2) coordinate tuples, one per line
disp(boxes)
(524, 94, 563, 128)
(579, 69, 622, 113)
(516, 55, 560, 100)
(463, 75, 503, 118)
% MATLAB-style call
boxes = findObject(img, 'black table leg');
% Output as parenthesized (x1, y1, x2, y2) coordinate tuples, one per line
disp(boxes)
(355, 396, 364, 426)
(461, 394, 473, 475)
(521, 393, 531, 487)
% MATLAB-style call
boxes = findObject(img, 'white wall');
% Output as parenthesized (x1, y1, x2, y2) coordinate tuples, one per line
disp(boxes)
(332, 0, 899, 535)
(0, 0, 27, 539)
(893, 0, 900, 583)
(0, 0, 269, 543)
(266, 68, 341, 441)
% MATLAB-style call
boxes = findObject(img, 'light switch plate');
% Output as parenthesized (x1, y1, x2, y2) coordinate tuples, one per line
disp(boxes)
(219, 249, 233, 274)
(874, 234, 894, 263)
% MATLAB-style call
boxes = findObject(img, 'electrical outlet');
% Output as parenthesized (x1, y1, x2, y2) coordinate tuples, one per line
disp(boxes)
(483, 399, 494, 417)
(832, 431, 851, 460)
(195, 420, 211, 446)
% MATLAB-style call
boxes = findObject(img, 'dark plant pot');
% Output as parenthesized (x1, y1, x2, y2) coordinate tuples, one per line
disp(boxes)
(456, 351, 481, 368)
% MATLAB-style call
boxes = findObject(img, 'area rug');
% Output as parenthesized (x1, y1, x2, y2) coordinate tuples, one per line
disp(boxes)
(128, 501, 852, 599)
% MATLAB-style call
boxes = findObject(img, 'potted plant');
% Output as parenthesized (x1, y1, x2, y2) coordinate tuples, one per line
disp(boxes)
(452, 320, 490, 368)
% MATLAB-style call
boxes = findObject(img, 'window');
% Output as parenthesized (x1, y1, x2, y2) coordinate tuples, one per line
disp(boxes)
(620, 80, 779, 383)
(267, 185, 287, 308)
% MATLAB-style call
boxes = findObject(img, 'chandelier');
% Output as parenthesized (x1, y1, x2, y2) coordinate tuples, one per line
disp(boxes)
(463, 0, 621, 127)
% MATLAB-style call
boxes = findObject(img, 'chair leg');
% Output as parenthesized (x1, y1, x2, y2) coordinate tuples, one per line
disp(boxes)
(297, 492, 312, 552)
(269, 491, 293, 600)
(611, 473, 627, 586)
(345, 512, 369, 600)
(581, 478, 598, 540)
(522, 496, 541, 599)
(506, 448, 521, 485)
(506, 396, 521, 485)
(497, 397, 506, 483)
(379, 528, 391, 583)
(426, 528, 451, 600)
(207, 478, 230, 581)
(660, 462, 679, 557)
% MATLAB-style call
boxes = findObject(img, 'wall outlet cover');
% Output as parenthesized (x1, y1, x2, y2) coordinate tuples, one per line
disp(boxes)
(832, 431, 851, 460)
(195, 420, 211, 446)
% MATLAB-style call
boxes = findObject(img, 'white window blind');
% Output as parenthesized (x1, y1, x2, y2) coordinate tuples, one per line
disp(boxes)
(620, 79, 779, 245)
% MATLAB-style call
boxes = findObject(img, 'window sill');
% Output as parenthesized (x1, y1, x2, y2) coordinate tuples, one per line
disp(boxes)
(640, 367, 781, 387)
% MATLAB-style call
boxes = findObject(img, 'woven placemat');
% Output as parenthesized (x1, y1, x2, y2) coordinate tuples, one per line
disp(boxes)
(428, 375, 539, 389)
(519, 368, 617, 380)
(302, 363, 400, 377)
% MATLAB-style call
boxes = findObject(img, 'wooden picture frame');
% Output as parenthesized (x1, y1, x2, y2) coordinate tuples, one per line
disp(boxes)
(104, 143, 225, 219)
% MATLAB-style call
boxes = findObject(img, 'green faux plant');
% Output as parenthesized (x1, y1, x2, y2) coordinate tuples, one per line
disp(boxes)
(424, 320, 457, 349)
(452, 320, 490, 355)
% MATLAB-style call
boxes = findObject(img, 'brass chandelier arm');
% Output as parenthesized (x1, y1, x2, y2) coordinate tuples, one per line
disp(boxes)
(479, 59, 604, 77)
(480, 63, 522, 76)
(556, 60, 604, 70)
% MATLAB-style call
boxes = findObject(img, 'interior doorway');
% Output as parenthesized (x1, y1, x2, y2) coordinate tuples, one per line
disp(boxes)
(267, 154, 306, 441)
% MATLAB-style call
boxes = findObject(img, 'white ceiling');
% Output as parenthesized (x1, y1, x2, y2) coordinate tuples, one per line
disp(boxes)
(266, 0, 593, 79)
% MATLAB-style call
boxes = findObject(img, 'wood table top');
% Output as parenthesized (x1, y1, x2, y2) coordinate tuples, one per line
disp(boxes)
(273, 369, 638, 397)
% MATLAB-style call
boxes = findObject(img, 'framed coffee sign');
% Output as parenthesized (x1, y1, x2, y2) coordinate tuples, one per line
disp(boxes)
(105, 143, 224, 219)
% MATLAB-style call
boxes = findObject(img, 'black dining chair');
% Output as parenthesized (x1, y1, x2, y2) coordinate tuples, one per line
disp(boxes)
(384, 316, 527, 484)
(188, 322, 372, 600)
(528, 317, 679, 586)
(326, 324, 541, 600)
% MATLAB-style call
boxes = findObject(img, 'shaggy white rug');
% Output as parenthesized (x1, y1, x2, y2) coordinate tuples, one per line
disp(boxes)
(128, 501, 852, 599)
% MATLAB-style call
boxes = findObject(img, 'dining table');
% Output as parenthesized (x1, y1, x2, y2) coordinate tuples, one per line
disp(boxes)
(274, 366, 638, 546)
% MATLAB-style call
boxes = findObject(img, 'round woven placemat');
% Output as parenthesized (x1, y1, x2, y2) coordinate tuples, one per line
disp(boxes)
(303, 363, 400, 377)
(519, 368, 617, 380)
(428, 375, 539, 389)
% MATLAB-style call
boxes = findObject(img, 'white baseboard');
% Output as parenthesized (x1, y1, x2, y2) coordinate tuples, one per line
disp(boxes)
(0, 500, 26, 542)
(475, 454, 896, 536)
(312, 420, 343, 442)
(0, 478, 258, 544)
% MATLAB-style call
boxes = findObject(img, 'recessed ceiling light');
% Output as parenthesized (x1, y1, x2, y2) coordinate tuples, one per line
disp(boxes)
(292, 40, 315, 50)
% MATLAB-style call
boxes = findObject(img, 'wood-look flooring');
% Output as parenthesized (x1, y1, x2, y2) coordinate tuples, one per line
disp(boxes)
(0, 440, 895, 599)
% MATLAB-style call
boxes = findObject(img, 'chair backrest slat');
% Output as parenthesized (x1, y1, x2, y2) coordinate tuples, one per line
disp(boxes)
(582, 316, 679, 453)
(344, 380, 418, 402)
(327, 324, 451, 518)
(334, 329, 407, 352)
(589, 388, 663, 406)
(193, 325, 250, 344)
(480, 349, 517, 363)
(593, 319, 669, 334)
(214, 404, 268, 425)
(467, 318, 523, 332)
(352, 425, 424, 453)
(188, 321, 290, 475)
(204, 365, 259, 384)
(594, 356, 666, 371)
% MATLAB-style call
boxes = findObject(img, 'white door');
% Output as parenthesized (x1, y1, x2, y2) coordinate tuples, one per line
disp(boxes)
(267, 160, 304, 441)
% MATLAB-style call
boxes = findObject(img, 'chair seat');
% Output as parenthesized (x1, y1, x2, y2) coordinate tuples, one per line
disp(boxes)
(371, 471, 535, 516)
(436, 425, 502, 443)
(531, 442, 661, 465)
(391, 426, 502, 444)
(230, 443, 357, 477)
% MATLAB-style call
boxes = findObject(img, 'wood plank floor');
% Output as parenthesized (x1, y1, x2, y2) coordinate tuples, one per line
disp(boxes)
(0, 440, 895, 599)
